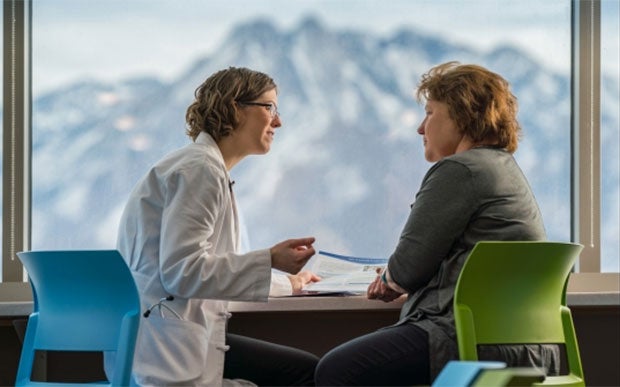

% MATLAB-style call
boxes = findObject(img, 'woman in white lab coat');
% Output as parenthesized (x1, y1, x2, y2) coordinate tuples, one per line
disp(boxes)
(106, 67, 320, 386)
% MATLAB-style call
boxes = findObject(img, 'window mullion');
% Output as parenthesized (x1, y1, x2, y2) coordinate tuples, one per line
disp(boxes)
(572, 0, 601, 272)
(2, 0, 31, 282)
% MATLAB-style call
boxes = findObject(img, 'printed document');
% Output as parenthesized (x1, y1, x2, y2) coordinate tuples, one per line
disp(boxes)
(302, 250, 388, 294)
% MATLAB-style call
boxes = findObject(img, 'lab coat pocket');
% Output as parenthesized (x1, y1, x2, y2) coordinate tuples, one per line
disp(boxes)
(134, 316, 208, 386)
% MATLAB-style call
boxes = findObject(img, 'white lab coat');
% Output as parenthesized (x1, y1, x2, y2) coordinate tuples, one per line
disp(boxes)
(105, 132, 292, 386)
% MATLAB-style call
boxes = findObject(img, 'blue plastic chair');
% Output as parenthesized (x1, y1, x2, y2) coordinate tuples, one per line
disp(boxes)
(433, 360, 506, 386)
(433, 361, 546, 386)
(15, 250, 140, 386)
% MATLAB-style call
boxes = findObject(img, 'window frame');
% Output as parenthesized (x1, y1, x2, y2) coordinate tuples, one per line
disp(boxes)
(1, 0, 618, 299)
(572, 0, 601, 273)
(1, 0, 31, 299)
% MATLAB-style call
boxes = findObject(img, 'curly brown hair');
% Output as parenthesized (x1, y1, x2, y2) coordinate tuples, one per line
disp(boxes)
(185, 67, 277, 142)
(415, 61, 521, 153)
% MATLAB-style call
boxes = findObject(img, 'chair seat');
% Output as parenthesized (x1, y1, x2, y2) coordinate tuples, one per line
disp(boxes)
(474, 367, 545, 386)
(533, 374, 586, 387)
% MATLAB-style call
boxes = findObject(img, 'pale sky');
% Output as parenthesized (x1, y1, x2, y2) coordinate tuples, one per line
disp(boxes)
(31, 0, 618, 94)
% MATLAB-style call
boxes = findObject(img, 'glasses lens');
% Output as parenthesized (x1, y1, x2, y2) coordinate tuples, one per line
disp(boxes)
(239, 101, 278, 118)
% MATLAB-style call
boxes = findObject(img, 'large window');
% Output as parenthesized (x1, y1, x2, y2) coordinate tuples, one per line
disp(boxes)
(2, 1, 618, 290)
(1, 1, 3, 279)
(30, 0, 574, 253)
(600, 0, 619, 271)
(0, 2, 3, 279)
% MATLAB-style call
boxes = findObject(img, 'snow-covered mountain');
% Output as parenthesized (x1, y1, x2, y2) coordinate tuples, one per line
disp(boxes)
(31, 17, 619, 265)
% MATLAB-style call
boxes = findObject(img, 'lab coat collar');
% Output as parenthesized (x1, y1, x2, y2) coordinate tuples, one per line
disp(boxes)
(195, 131, 233, 182)
(196, 131, 220, 153)
(196, 132, 224, 165)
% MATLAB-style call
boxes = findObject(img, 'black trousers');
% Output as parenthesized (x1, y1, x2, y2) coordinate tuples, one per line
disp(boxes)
(224, 333, 319, 386)
(315, 323, 430, 386)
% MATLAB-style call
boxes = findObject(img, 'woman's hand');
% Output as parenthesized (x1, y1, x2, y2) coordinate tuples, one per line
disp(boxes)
(270, 237, 316, 274)
(367, 270, 403, 302)
(288, 271, 321, 294)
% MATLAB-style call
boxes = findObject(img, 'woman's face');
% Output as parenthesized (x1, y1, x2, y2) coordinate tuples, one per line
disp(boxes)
(235, 88, 282, 155)
(417, 100, 463, 162)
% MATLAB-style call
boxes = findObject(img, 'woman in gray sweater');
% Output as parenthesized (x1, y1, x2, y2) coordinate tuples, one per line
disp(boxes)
(315, 62, 556, 386)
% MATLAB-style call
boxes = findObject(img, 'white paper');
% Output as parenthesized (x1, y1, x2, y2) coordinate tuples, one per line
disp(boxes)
(301, 250, 388, 294)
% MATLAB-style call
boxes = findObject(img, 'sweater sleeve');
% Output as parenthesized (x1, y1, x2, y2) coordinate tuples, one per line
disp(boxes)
(387, 160, 478, 293)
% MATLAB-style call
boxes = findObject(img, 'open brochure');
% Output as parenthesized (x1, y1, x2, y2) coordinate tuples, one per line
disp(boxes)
(300, 250, 388, 295)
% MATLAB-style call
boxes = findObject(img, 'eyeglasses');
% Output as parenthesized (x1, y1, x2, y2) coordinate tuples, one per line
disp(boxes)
(237, 101, 279, 118)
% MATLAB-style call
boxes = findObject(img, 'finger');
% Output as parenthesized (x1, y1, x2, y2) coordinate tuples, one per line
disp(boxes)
(367, 281, 379, 297)
(288, 237, 316, 248)
(299, 271, 321, 282)
(295, 246, 316, 260)
(367, 287, 378, 299)
(366, 282, 374, 295)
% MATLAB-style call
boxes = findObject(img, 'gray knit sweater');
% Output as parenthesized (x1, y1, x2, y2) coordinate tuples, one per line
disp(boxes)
(387, 146, 558, 378)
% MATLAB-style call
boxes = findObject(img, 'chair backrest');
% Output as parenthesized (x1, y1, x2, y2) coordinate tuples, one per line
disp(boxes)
(15, 250, 140, 386)
(454, 241, 585, 386)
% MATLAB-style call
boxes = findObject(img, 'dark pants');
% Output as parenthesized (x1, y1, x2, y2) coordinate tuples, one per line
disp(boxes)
(224, 333, 319, 386)
(315, 324, 430, 386)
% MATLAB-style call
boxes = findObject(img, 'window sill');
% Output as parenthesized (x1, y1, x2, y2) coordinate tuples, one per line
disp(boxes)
(1, 272, 618, 317)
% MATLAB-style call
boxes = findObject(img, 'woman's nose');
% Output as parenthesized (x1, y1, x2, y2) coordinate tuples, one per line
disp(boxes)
(417, 117, 426, 134)
(272, 114, 282, 128)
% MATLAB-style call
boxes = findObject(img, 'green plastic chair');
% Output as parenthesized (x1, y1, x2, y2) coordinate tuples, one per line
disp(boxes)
(453, 241, 585, 386)
(473, 367, 545, 386)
